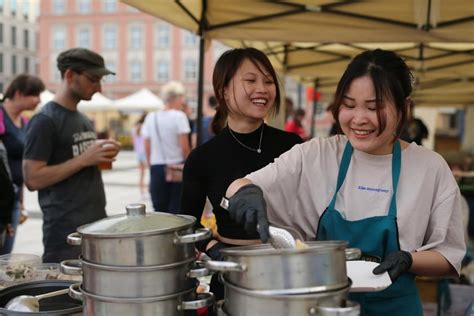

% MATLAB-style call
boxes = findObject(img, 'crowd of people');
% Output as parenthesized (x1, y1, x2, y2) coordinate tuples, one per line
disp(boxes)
(0, 45, 470, 315)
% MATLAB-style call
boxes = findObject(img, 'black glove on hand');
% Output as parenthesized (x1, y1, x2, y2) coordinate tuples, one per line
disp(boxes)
(227, 184, 270, 242)
(373, 250, 413, 282)
(205, 242, 228, 261)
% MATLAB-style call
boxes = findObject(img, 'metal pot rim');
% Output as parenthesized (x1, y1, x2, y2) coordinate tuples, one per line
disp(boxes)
(222, 276, 352, 298)
(77, 283, 197, 303)
(76, 213, 196, 237)
(220, 240, 348, 256)
(79, 256, 195, 271)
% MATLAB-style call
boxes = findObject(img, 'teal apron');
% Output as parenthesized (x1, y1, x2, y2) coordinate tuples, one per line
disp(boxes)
(316, 140, 423, 316)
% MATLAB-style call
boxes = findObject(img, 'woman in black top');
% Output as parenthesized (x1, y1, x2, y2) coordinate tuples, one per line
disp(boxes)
(180, 47, 303, 301)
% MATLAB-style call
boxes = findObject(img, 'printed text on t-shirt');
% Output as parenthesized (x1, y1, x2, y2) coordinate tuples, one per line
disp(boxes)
(357, 185, 389, 193)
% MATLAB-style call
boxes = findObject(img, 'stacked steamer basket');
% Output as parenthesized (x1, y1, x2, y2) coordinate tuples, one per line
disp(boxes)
(206, 242, 361, 316)
(60, 204, 214, 316)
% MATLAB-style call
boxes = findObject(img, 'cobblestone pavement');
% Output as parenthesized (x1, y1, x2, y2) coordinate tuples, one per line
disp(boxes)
(12, 150, 153, 256)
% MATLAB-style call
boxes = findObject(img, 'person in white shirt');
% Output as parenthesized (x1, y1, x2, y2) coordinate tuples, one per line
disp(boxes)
(224, 49, 466, 316)
(141, 81, 191, 213)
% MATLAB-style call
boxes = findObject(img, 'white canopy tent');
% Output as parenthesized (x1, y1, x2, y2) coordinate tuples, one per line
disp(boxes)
(113, 88, 164, 112)
(78, 93, 114, 111)
(38, 90, 55, 108)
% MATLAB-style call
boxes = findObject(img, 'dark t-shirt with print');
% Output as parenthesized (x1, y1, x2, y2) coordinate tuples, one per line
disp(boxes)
(24, 102, 106, 253)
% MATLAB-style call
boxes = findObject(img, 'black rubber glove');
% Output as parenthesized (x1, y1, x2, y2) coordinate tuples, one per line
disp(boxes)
(373, 250, 413, 282)
(205, 242, 228, 261)
(227, 184, 270, 242)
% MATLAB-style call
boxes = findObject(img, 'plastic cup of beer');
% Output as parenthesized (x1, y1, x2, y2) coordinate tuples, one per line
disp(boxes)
(97, 141, 115, 170)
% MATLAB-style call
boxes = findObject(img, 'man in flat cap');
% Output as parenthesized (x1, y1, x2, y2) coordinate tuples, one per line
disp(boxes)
(23, 48, 121, 263)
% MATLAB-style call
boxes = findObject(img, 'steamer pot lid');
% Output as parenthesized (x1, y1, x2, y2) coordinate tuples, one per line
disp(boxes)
(78, 204, 195, 235)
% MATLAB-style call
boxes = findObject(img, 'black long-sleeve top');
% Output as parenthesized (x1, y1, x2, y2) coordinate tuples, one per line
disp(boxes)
(180, 123, 303, 249)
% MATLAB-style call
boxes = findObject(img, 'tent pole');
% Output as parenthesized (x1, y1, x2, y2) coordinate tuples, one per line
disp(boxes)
(297, 82, 302, 109)
(196, 0, 207, 147)
(310, 79, 319, 138)
(196, 37, 205, 146)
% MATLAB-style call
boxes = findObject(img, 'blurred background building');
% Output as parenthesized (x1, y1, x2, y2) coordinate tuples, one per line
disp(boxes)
(37, 0, 226, 109)
(0, 0, 40, 93)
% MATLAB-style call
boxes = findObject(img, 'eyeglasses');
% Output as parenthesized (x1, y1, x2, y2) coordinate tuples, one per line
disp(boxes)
(78, 72, 105, 85)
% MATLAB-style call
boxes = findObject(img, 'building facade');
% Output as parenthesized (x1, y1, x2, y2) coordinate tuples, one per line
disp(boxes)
(38, 0, 223, 110)
(0, 0, 40, 94)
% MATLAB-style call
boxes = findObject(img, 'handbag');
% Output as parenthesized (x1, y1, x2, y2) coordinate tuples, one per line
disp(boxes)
(154, 113, 184, 183)
(165, 163, 184, 183)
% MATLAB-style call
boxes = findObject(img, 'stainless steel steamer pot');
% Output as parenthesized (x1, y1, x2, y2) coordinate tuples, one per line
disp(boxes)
(69, 283, 214, 316)
(215, 299, 360, 316)
(67, 204, 211, 266)
(222, 276, 351, 316)
(60, 257, 209, 298)
(206, 241, 357, 292)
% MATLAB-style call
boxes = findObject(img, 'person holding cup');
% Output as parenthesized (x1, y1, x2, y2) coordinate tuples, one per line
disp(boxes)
(23, 48, 120, 263)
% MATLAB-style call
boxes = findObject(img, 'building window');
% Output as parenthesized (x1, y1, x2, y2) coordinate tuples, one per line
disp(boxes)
(24, 57, 29, 73)
(183, 31, 198, 48)
(155, 24, 170, 48)
(22, 1, 29, 18)
(129, 25, 143, 49)
(53, 27, 66, 50)
(52, 0, 66, 15)
(10, 0, 16, 16)
(0, 0, 4, 12)
(103, 25, 117, 49)
(184, 59, 197, 81)
(77, 0, 91, 13)
(12, 55, 17, 75)
(0, 23, 3, 44)
(77, 26, 91, 48)
(0, 53, 3, 73)
(103, 0, 116, 12)
(156, 60, 169, 82)
(24, 29, 29, 49)
(11, 26, 16, 46)
(130, 61, 142, 82)
(106, 62, 116, 82)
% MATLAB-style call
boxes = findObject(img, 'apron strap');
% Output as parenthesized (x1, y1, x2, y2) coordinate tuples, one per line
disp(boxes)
(328, 141, 353, 211)
(388, 140, 401, 218)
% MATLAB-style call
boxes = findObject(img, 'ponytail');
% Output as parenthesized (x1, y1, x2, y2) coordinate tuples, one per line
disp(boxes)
(211, 105, 228, 135)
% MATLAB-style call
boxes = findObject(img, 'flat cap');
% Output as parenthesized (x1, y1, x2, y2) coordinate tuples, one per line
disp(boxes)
(57, 48, 115, 76)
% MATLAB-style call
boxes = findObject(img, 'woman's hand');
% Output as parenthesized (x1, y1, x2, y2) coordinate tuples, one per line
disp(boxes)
(227, 184, 270, 242)
(6, 223, 15, 237)
(205, 242, 228, 261)
(373, 251, 413, 282)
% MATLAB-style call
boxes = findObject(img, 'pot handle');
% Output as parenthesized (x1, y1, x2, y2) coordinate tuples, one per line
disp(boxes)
(178, 292, 215, 311)
(69, 283, 83, 301)
(60, 259, 83, 275)
(345, 248, 361, 261)
(174, 228, 212, 244)
(187, 260, 210, 278)
(205, 260, 247, 272)
(67, 232, 82, 246)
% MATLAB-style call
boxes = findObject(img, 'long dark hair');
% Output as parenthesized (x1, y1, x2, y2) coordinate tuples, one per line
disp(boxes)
(211, 47, 281, 134)
(1, 74, 45, 102)
(329, 49, 413, 138)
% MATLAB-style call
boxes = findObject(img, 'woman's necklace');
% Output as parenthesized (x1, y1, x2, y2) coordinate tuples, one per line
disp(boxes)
(228, 123, 264, 154)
